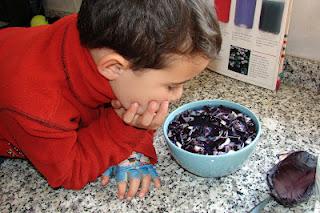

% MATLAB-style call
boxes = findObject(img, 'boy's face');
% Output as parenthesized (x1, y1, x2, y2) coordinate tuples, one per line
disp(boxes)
(109, 54, 209, 115)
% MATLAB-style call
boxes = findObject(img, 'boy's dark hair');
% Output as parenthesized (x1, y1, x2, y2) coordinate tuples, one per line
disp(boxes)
(78, 0, 222, 70)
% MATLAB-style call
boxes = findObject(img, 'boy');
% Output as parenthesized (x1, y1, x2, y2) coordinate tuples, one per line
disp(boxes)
(0, 0, 221, 199)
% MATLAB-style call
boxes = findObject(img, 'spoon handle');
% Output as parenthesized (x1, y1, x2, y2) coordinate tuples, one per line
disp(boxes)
(248, 196, 273, 213)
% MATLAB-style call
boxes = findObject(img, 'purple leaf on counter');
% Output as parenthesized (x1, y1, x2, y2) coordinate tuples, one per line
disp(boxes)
(267, 151, 317, 207)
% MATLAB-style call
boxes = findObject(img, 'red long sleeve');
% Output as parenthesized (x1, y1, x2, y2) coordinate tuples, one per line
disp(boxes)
(0, 14, 157, 189)
(1, 108, 156, 189)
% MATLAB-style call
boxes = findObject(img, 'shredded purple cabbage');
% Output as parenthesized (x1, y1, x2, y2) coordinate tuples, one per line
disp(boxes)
(167, 105, 257, 155)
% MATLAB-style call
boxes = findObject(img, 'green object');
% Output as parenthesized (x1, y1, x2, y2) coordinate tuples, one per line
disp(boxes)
(30, 15, 48, 27)
(278, 72, 285, 79)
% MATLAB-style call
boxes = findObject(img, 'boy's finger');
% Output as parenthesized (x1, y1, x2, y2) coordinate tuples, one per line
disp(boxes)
(150, 101, 169, 129)
(101, 176, 110, 186)
(117, 182, 127, 200)
(126, 178, 141, 200)
(111, 100, 122, 109)
(130, 114, 140, 126)
(113, 107, 126, 118)
(153, 178, 161, 189)
(139, 101, 159, 127)
(123, 103, 139, 124)
(139, 175, 151, 198)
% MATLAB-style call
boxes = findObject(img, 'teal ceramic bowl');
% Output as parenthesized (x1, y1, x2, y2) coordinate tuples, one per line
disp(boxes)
(163, 99, 261, 177)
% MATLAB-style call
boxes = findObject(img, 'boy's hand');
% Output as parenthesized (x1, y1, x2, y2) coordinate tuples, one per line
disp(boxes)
(111, 100, 169, 130)
(101, 152, 161, 200)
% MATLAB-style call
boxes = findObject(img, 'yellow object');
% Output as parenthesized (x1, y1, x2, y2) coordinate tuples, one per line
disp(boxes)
(30, 15, 49, 27)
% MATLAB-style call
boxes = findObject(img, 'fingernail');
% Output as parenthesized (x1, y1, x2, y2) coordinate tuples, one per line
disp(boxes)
(119, 195, 124, 200)
(151, 101, 159, 110)
(139, 193, 144, 198)
(133, 102, 139, 108)
(127, 196, 132, 201)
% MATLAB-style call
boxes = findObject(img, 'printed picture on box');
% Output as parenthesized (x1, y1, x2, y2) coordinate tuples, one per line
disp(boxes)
(228, 45, 251, 75)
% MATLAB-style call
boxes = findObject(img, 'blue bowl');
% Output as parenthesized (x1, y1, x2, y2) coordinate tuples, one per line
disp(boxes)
(163, 99, 261, 177)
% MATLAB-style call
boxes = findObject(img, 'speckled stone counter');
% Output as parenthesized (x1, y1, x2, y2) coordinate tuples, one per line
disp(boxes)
(1, 70, 319, 213)
(283, 55, 320, 93)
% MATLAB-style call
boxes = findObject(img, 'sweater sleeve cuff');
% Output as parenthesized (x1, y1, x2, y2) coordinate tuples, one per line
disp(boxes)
(104, 108, 157, 163)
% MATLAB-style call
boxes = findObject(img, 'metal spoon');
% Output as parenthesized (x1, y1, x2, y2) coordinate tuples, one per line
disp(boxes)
(248, 196, 273, 213)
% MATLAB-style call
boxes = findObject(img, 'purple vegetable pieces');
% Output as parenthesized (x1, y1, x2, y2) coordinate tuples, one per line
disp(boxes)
(167, 105, 257, 155)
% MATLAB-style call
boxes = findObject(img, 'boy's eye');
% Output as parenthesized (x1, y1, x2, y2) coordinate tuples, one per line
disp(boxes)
(167, 84, 184, 92)
(168, 85, 178, 91)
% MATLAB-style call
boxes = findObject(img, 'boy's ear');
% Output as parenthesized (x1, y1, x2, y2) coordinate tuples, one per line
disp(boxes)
(97, 53, 131, 80)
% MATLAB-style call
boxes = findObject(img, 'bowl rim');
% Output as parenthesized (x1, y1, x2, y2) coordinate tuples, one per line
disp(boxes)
(163, 99, 262, 159)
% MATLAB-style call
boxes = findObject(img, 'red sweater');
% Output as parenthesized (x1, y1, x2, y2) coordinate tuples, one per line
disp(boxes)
(0, 15, 157, 189)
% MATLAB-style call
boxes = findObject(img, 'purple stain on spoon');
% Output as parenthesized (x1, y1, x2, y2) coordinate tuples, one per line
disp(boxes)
(168, 105, 257, 155)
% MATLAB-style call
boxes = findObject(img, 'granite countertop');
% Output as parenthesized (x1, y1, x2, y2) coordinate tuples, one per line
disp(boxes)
(1, 69, 319, 213)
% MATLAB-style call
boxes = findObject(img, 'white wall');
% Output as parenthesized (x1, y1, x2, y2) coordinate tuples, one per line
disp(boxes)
(44, 0, 320, 61)
(286, 0, 320, 61)
(43, 0, 81, 14)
